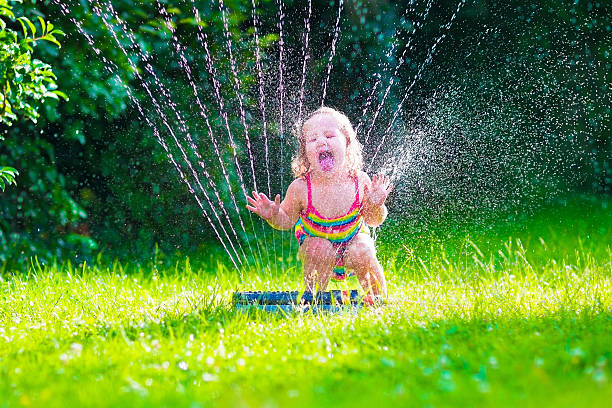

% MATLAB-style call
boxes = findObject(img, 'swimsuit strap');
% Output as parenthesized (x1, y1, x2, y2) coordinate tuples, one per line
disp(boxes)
(305, 172, 360, 214)
(306, 172, 313, 210)
(354, 173, 360, 205)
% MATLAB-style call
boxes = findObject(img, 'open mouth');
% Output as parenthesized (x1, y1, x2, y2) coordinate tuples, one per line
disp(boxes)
(318, 151, 335, 171)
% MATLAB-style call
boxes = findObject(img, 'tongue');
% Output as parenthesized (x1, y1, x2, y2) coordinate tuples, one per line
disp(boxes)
(320, 155, 335, 171)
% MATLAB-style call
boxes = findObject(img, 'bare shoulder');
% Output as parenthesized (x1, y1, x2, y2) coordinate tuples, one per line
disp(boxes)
(287, 177, 307, 195)
(283, 177, 307, 212)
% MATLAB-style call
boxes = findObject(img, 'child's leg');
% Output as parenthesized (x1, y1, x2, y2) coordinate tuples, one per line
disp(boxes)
(344, 234, 387, 297)
(298, 236, 336, 292)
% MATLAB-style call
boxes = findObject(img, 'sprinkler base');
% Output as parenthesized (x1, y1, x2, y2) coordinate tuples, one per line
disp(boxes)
(232, 290, 383, 313)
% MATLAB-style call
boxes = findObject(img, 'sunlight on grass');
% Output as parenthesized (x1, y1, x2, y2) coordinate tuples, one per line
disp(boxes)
(0, 200, 610, 407)
(1, 224, 611, 407)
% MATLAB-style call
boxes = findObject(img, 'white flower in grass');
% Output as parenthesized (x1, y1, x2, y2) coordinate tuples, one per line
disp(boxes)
(71, 343, 83, 357)
(202, 373, 217, 382)
(593, 369, 607, 385)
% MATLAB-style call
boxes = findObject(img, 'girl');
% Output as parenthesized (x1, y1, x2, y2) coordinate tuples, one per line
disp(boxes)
(246, 107, 392, 297)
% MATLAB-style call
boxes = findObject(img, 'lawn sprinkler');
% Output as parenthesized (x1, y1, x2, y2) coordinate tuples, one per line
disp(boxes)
(232, 290, 384, 313)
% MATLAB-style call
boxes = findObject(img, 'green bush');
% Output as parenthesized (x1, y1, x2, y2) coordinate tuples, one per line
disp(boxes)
(1, 0, 609, 270)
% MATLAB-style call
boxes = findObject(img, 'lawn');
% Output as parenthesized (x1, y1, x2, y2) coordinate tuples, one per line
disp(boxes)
(0, 196, 610, 407)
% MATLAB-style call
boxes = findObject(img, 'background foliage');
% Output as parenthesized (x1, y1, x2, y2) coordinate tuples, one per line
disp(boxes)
(0, 0, 610, 268)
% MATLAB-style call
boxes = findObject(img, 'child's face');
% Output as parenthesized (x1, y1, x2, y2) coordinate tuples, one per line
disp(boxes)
(302, 113, 347, 175)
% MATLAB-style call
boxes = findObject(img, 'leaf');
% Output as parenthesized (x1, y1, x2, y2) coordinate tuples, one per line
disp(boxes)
(0, 166, 18, 190)
(37, 16, 46, 35)
(18, 16, 36, 38)
(38, 69, 56, 77)
(0, 6, 15, 21)
(1, 166, 18, 174)
(178, 17, 196, 25)
(42, 34, 61, 48)
(43, 91, 59, 100)
(139, 25, 157, 35)
(53, 90, 68, 100)
(16, 17, 27, 38)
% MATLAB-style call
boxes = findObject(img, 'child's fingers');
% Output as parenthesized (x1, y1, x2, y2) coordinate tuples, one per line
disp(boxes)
(245, 204, 258, 214)
(246, 195, 258, 206)
(275, 194, 281, 206)
(258, 192, 271, 203)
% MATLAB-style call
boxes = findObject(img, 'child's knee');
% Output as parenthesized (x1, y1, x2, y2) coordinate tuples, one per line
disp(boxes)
(346, 239, 377, 268)
(302, 237, 335, 261)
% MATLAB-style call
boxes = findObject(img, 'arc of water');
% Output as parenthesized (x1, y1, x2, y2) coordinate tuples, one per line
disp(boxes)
(250, 0, 282, 275)
(218, 0, 259, 194)
(297, 0, 312, 123)
(321, 0, 344, 105)
(368, 0, 468, 172)
(93, 1, 247, 267)
(188, 3, 249, 200)
(354, 33, 400, 134)
(157, 3, 249, 265)
(217, 0, 271, 269)
(101, 0, 259, 268)
(277, 0, 287, 272)
(190, 2, 265, 268)
(59, 0, 242, 269)
(355, 73, 382, 134)
(189, 10, 247, 200)
(251, 0, 271, 197)
(363, 0, 435, 146)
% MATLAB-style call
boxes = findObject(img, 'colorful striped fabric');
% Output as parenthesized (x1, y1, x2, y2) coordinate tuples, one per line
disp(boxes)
(294, 173, 369, 281)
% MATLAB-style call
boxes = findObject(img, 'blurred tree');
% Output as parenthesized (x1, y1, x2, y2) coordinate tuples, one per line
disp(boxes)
(0, 0, 65, 192)
(0, 0, 65, 126)
(1, 0, 266, 267)
(1, 0, 609, 269)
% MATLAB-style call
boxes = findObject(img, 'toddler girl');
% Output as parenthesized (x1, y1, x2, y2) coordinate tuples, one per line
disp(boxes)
(246, 107, 392, 297)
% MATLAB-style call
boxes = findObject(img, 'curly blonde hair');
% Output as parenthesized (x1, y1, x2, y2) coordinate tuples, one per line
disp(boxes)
(291, 107, 364, 178)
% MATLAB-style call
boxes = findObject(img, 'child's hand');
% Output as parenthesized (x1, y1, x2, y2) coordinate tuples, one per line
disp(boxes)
(363, 174, 393, 209)
(246, 191, 281, 221)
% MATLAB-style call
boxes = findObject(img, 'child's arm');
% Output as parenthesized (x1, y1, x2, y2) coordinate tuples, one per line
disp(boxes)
(246, 179, 305, 230)
(361, 172, 393, 227)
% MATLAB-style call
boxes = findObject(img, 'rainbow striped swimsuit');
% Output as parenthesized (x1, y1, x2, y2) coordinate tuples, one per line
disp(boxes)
(294, 173, 369, 281)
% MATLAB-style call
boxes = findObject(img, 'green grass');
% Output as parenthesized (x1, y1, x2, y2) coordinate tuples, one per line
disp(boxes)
(0, 196, 611, 407)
